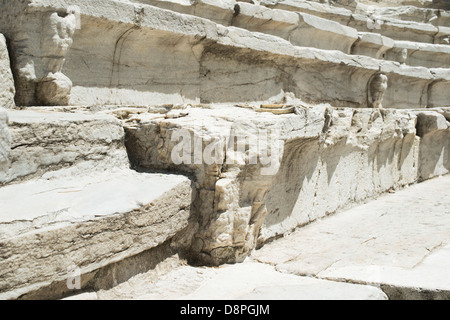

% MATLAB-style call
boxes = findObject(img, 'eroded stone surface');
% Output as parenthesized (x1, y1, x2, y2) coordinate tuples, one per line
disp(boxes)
(123, 104, 450, 265)
(93, 260, 388, 300)
(0, 109, 129, 186)
(253, 175, 450, 299)
(0, 169, 192, 300)
(1, 0, 449, 108)
(0, 34, 15, 109)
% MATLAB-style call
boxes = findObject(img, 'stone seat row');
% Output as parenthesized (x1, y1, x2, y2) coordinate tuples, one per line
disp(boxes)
(4, 0, 447, 108)
(254, 0, 450, 44)
(349, 1, 450, 26)
(132, 0, 450, 44)
(128, 0, 450, 68)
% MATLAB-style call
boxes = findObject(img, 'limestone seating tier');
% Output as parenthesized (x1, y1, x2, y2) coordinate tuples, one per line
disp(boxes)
(234, 2, 450, 68)
(322, 0, 450, 26)
(0, 110, 128, 186)
(346, 0, 450, 10)
(351, 2, 450, 26)
(0, 168, 192, 300)
(0, 108, 192, 299)
(1, 0, 449, 109)
(130, 0, 450, 68)
(385, 40, 450, 68)
(257, 0, 450, 44)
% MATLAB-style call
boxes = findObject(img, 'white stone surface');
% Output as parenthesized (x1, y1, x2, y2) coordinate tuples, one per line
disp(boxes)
(124, 104, 450, 265)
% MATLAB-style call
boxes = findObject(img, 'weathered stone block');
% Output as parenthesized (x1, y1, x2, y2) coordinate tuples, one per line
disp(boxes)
(0, 34, 15, 109)
(0, 170, 192, 300)
(0, 107, 11, 166)
(0, 109, 129, 186)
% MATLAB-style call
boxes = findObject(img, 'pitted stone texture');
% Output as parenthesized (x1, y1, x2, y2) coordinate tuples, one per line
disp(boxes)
(0, 34, 15, 109)
(36, 72, 72, 106)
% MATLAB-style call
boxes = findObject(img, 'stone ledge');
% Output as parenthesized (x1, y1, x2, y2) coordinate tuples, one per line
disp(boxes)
(234, 3, 358, 54)
(0, 169, 192, 300)
(258, 0, 449, 44)
(253, 175, 450, 300)
(123, 105, 450, 265)
(3, 0, 449, 108)
(0, 109, 129, 186)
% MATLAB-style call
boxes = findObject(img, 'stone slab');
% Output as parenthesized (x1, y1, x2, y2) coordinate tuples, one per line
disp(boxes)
(0, 34, 15, 109)
(0, 169, 192, 300)
(2, 0, 449, 108)
(94, 261, 387, 300)
(0, 109, 129, 186)
(253, 175, 450, 299)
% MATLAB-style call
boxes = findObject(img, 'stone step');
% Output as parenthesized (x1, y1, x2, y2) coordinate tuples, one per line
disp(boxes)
(0, 108, 129, 186)
(132, 0, 237, 26)
(353, 0, 450, 10)
(234, 3, 450, 68)
(234, 3, 359, 54)
(385, 40, 450, 68)
(352, 2, 450, 27)
(0, 107, 193, 299)
(0, 168, 192, 300)
(252, 175, 450, 300)
(123, 103, 450, 265)
(257, 0, 450, 44)
(2, 0, 449, 108)
(131, 0, 450, 67)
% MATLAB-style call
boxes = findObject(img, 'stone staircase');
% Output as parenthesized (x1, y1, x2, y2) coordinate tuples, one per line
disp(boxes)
(0, 0, 449, 299)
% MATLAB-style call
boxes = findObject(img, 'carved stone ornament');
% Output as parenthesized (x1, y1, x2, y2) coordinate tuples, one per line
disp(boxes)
(368, 72, 388, 109)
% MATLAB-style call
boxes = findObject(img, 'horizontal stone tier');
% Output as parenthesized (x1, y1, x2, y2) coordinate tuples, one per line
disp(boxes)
(352, 2, 450, 26)
(257, 0, 450, 44)
(0, 109, 129, 186)
(122, 104, 450, 265)
(346, 0, 450, 10)
(1, 0, 449, 108)
(136, 0, 450, 61)
(0, 168, 192, 300)
(233, 2, 450, 68)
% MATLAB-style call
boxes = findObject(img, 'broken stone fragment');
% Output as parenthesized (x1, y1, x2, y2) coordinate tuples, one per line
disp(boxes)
(36, 72, 72, 106)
